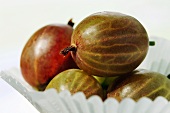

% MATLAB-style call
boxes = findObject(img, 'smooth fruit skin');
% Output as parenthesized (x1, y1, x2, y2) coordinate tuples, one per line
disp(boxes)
(71, 11, 149, 77)
(107, 69, 170, 101)
(45, 69, 104, 99)
(20, 24, 78, 91)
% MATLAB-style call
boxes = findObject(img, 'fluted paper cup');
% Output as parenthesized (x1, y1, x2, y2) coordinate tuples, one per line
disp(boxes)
(139, 36, 170, 76)
(1, 36, 170, 113)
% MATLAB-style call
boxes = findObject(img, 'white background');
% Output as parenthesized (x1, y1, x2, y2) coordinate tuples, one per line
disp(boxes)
(1, 0, 170, 70)
(0, 0, 170, 112)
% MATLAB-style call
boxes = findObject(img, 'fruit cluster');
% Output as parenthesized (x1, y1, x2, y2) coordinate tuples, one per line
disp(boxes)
(20, 11, 170, 101)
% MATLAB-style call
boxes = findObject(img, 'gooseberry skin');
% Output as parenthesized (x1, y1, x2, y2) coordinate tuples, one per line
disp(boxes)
(20, 22, 78, 91)
(107, 69, 170, 101)
(70, 11, 149, 77)
(45, 69, 104, 99)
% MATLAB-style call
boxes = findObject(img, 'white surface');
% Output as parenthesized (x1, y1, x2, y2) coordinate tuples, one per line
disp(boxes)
(0, 78, 39, 113)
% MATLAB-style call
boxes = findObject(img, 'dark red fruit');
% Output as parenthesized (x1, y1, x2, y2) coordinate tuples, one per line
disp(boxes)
(20, 20, 78, 91)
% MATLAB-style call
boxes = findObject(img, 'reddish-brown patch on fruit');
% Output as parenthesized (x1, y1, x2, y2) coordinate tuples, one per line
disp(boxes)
(20, 22, 78, 91)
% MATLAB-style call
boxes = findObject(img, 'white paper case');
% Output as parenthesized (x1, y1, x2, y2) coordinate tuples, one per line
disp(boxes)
(139, 36, 170, 76)
(1, 36, 170, 113)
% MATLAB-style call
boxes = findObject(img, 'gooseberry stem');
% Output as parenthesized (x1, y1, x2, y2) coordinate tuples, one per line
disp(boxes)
(60, 45, 76, 56)
(67, 18, 74, 27)
(149, 41, 155, 46)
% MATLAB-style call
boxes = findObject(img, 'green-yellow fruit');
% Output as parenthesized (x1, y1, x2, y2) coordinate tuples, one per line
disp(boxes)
(46, 69, 104, 99)
(107, 69, 170, 101)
